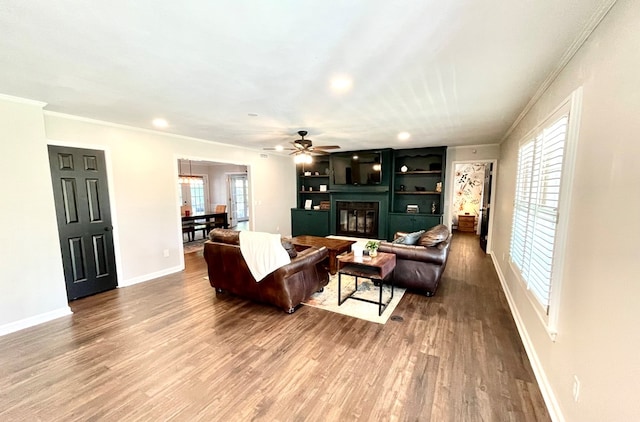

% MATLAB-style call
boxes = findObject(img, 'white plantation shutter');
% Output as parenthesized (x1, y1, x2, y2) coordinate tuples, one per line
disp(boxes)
(510, 114, 569, 312)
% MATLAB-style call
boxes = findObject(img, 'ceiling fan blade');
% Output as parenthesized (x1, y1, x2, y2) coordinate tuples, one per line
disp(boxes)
(315, 145, 341, 150)
(263, 147, 296, 151)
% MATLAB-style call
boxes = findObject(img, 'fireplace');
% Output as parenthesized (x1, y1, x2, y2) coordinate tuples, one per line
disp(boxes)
(336, 201, 379, 238)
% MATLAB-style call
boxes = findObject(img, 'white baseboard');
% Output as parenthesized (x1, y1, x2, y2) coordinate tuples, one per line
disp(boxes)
(489, 252, 564, 422)
(0, 266, 184, 337)
(118, 265, 183, 288)
(0, 306, 72, 337)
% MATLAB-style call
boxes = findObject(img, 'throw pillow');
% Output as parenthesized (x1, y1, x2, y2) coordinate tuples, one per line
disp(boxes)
(403, 230, 425, 245)
(392, 236, 407, 244)
(392, 230, 425, 245)
(281, 238, 298, 258)
(419, 224, 450, 247)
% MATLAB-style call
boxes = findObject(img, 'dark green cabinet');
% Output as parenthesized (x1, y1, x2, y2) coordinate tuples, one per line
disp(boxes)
(291, 209, 330, 237)
(388, 147, 446, 239)
(290, 147, 446, 240)
(387, 213, 442, 240)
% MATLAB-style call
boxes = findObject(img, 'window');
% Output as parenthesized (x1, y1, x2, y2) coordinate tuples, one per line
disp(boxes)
(509, 88, 581, 337)
(179, 176, 206, 214)
(189, 178, 205, 214)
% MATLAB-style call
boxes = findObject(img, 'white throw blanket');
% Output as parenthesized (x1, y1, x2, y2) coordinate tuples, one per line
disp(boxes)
(239, 231, 291, 282)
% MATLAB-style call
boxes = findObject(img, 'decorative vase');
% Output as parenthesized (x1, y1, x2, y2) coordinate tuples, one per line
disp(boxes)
(369, 249, 378, 257)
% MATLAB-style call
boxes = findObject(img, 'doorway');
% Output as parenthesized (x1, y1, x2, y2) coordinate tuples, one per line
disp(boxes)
(48, 145, 118, 300)
(177, 159, 250, 241)
(228, 173, 249, 227)
(450, 160, 497, 253)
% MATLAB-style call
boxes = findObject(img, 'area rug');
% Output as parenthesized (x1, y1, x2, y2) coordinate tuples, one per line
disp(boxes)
(303, 273, 405, 324)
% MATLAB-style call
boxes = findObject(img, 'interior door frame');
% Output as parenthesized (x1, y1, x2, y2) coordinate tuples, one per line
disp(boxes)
(227, 172, 249, 226)
(47, 139, 122, 293)
(448, 158, 498, 254)
(174, 155, 253, 262)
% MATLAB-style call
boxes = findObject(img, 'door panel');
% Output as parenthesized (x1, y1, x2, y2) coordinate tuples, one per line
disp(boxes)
(228, 174, 249, 225)
(479, 163, 493, 252)
(48, 146, 118, 300)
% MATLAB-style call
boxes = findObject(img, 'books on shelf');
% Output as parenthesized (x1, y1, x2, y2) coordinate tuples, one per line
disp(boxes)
(406, 204, 419, 213)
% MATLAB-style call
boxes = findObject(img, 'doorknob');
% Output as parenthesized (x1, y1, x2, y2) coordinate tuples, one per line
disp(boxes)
(104, 226, 112, 232)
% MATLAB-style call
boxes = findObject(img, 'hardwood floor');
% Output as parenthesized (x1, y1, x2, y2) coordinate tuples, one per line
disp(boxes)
(0, 233, 550, 421)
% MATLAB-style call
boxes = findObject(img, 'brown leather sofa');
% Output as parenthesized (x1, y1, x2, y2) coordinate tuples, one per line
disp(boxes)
(203, 229, 329, 313)
(378, 225, 452, 296)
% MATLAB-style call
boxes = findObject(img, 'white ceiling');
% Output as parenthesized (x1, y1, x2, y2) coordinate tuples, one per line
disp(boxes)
(0, 0, 615, 152)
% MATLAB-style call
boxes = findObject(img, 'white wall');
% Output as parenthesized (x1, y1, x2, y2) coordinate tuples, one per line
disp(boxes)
(0, 96, 71, 334)
(0, 103, 296, 333)
(491, 1, 640, 420)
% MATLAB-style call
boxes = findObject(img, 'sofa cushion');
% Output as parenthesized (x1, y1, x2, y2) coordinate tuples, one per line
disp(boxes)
(419, 224, 450, 247)
(209, 228, 240, 245)
(393, 230, 425, 245)
(281, 238, 298, 258)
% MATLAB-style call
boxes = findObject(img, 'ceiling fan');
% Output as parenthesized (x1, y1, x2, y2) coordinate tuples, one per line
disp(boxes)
(264, 130, 340, 156)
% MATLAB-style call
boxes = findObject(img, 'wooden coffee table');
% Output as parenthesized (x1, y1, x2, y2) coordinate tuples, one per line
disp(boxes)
(337, 251, 396, 316)
(290, 235, 355, 275)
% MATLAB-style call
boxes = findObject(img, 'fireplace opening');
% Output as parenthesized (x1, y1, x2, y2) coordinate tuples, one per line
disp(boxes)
(336, 201, 379, 238)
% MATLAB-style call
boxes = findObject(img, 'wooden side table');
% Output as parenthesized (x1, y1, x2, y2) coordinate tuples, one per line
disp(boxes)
(458, 214, 475, 232)
(337, 251, 396, 316)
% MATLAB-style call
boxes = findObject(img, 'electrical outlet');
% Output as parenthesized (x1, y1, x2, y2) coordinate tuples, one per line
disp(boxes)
(573, 375, 580, 402)
(163, 249, 169, 258)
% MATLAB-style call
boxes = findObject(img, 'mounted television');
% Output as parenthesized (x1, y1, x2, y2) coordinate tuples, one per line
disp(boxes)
(331, 152, 382, 185)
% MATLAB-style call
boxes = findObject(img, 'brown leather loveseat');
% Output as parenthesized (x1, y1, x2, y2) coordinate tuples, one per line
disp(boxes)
(378, 224, 452, 296)
(203, 229, 329, 313)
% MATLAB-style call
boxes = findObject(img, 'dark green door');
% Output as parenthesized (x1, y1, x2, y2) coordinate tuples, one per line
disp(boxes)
(48, 146, 118, 300)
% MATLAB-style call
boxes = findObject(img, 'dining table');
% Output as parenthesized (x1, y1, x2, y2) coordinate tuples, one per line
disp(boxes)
(182, 212, 229, 241)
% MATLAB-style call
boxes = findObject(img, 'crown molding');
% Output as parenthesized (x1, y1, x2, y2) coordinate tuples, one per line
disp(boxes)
(500, 0, 618, 143)
(0, 93, 47, 108)
(43, 110, 262, 153)
(447, 143, 500, 150)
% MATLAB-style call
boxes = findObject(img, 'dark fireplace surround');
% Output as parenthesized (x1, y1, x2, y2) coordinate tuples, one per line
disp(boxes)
(335, 201, 379, 238)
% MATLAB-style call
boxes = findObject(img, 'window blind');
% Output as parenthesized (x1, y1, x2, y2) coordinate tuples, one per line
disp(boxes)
(510, 115, 568, 312)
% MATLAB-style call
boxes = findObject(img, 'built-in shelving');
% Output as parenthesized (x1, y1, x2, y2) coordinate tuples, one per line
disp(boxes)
(291, 147, 446, 240)
(388, 147, 446, 238)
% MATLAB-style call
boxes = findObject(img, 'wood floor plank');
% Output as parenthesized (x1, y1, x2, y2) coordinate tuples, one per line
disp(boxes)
(0, 233, 550, 421)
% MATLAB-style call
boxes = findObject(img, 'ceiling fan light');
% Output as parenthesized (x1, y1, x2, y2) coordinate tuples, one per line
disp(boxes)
(398, 131, 411, 141)
(152, 118, 168, 128)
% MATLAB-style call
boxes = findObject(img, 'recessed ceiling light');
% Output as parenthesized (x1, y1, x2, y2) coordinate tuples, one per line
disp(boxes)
(275, 145, 284, 151)
(152, 118, 168, 128)
(331, 76, 353, 92)
(397, 132, 411, 141)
